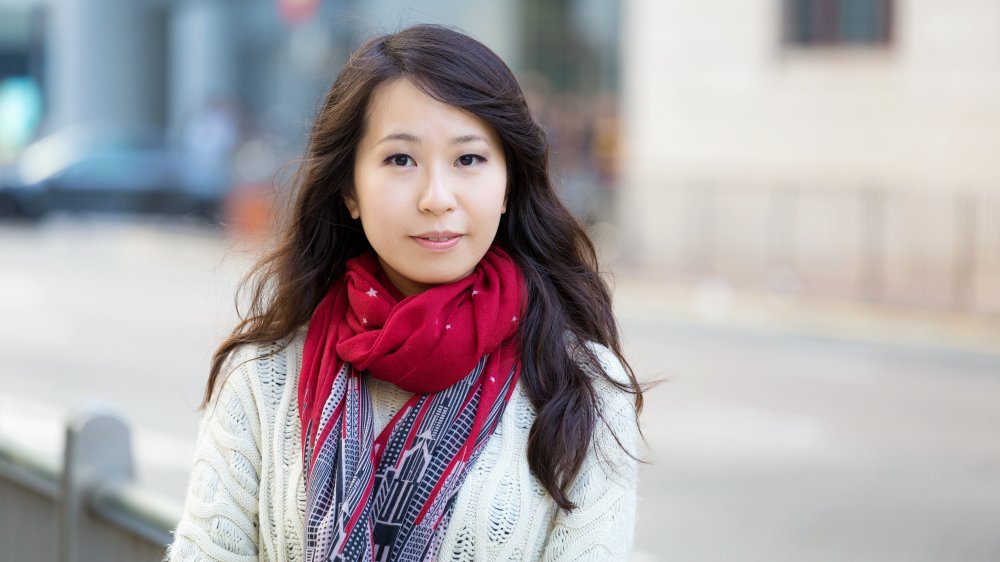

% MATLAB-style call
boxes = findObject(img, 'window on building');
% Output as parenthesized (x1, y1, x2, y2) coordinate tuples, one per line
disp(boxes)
(784, 0, 893, 46)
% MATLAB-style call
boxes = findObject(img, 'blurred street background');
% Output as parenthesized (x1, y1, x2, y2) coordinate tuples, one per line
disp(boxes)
(1, 0, 999, 561)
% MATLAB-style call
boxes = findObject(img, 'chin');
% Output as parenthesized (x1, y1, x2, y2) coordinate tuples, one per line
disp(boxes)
(421, 271, 470, 286)
(409, 264, 475, 287)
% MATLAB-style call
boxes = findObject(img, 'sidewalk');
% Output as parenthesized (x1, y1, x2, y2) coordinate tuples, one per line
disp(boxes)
(611, 273, 1000, 360)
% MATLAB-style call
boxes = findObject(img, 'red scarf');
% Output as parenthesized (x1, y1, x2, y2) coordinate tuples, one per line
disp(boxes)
(298, 246, 524, 561)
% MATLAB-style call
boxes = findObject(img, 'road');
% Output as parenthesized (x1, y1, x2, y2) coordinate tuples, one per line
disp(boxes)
(1, 217, 998, 561)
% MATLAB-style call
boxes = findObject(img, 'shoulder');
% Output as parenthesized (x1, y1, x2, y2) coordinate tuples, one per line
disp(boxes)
(582, 341, 632, 387)
(575, 340, 642, 471)
(211, 328, 309, 408)
(201, 328, 308, 446)
(568, 339, 638, 416)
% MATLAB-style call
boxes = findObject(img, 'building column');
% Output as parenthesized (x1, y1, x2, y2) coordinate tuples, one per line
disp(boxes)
(167, 0, 238, 144)
(46, 0, 164, 131)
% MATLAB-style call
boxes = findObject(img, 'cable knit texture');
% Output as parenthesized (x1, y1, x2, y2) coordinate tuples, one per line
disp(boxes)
(167, 328, 640, 561)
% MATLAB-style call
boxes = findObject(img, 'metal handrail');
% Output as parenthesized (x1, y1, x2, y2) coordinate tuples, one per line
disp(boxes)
(0, 404, 183, 561)
(0, 434, 60, 498)
(90, 479, 182, 546)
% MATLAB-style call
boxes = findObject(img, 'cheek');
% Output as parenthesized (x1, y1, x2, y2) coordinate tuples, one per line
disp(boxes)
(359, 202, 401, 238)
(482, 173, 509, 216)
(354, 174, 403, 226)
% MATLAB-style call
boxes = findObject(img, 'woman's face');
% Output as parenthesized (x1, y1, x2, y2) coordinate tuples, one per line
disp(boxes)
(348, 78, 508, 296)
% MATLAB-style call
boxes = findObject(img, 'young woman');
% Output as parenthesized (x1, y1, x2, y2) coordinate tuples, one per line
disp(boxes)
(168, 24, 644, 562)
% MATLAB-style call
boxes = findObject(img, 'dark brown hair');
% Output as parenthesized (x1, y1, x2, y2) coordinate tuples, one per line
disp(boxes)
(205, 24, 643, 510)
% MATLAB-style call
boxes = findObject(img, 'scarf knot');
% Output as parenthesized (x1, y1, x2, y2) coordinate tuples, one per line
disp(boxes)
(334, 249, 521, 394)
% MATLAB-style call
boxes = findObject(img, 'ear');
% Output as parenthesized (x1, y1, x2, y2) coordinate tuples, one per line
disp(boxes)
(344, 194, 360, 219)
(501, 190, 508, 214)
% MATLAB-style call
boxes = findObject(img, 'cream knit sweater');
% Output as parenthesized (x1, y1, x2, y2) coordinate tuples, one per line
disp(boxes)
(167, 328, 640, 562)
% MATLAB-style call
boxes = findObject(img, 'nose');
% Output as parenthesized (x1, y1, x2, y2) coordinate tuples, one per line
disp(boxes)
(417, 164, 457, 215)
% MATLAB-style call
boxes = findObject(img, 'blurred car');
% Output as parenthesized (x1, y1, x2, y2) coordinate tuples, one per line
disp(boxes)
(0, 125, 228, 221)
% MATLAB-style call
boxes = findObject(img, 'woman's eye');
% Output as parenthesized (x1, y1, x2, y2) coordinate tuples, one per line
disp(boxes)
(457, 154, 484, 167)
(386, 154, 414, 167)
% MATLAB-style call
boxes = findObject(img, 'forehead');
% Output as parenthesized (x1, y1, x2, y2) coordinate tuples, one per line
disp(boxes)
(363, 78, 499, 142)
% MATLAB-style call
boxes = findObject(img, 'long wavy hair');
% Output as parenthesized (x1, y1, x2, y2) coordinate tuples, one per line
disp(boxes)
(204, 24, 643, 510)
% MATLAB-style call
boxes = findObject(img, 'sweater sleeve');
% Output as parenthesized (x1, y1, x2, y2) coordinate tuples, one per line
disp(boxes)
(540, 345, 641, 562)
(167, 347, 264, 562)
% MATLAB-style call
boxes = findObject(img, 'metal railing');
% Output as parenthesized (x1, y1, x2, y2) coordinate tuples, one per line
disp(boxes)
(0, 402, 181, 562)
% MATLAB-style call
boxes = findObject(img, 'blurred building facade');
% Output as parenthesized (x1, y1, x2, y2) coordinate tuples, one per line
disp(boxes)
(0, 0, 522, 140)
(0, 0, 619, 207)
(621, 0, 1000, 314)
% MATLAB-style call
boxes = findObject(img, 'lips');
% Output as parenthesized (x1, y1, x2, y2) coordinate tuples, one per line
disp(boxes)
(411, 231, 463, 251)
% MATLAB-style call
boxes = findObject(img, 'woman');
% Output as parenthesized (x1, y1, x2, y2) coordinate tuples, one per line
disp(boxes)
(168, 24, 644, 562)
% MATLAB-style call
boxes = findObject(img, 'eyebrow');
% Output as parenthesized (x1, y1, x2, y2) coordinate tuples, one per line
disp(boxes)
(376, 133, 489, 146)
